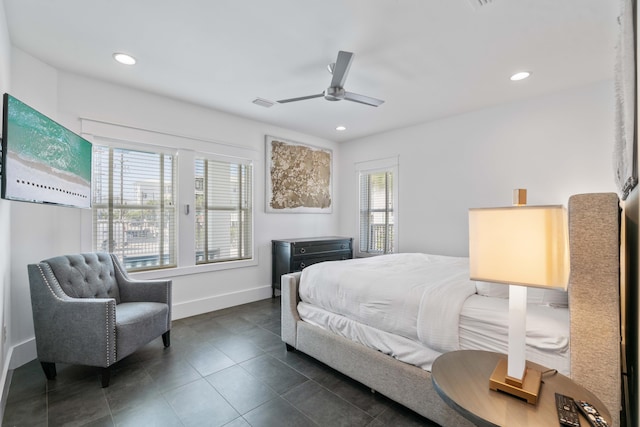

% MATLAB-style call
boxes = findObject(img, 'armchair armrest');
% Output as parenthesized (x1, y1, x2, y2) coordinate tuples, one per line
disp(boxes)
(117, 277, 172, 304)
(28, 264, 117, 368)
(110, 254, 172, 305)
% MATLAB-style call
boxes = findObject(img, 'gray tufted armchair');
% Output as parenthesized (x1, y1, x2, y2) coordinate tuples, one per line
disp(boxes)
(27, 252, 172, 387)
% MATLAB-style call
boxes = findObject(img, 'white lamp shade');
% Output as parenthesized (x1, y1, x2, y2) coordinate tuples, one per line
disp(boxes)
(468, 205, 569, 290)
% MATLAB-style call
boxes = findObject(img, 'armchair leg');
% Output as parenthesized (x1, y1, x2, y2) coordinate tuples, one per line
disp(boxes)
(101, 367, 110, 388)
(40, 362, 56, 380)
(162, 331, 171, 348)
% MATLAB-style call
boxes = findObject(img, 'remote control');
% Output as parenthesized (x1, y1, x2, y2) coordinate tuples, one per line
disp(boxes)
(555, 393, 581, 426)
(576, 400, 608, 427)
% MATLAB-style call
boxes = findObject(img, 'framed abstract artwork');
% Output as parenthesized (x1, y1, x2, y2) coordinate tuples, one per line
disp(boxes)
(265, 135, 332, 213)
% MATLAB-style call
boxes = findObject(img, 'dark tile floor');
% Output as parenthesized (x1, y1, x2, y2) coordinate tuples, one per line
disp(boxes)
(2, 297, 440, 426)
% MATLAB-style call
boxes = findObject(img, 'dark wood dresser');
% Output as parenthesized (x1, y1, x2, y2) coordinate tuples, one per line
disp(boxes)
(271, 236, 353, 297)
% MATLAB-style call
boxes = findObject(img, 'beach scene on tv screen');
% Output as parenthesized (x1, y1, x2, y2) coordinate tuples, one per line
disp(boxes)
(4, 95, 91, 208)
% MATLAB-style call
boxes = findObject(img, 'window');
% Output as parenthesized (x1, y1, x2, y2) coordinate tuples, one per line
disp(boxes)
(357, 157, 398, 256)
(195, 157, 253, 264)
(92, 146, 176, 271)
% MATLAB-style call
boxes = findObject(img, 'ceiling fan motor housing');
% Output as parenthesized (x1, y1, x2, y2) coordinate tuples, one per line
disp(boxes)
(324, 87, 345, 101)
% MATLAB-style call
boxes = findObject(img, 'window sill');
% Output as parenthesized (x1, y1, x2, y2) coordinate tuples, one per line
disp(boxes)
(130, 257, 258, 280)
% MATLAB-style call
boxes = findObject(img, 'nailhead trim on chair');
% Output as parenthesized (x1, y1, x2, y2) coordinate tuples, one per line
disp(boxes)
(111, 256, 126, 278)
(106, 303, 113, 365)
(37, 264, 67, 302)
(106, 297, 115, 366)
(37, 263, 116, 368)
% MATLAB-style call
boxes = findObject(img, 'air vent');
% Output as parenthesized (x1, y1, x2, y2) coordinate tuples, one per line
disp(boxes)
(467, 0, 494, 10)
(252, 97, 275, 108)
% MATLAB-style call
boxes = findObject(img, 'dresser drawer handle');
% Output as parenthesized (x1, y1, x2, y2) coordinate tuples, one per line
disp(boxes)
(300, 248, 306, 254)
(300, 262, 306, 269)
(341, 244, 346, 249)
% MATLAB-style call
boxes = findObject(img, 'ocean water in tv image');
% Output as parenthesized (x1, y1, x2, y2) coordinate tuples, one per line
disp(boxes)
(4, 95, 91, 207)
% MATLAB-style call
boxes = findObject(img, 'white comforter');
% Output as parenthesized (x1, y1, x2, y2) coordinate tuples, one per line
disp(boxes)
(298, 253, 477, 352)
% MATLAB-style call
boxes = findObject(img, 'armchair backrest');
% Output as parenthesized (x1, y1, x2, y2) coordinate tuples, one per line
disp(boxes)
(42, 253, 121, 303)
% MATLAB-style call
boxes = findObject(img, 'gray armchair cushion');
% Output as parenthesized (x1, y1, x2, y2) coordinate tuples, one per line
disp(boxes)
(116, 302, 169, 359)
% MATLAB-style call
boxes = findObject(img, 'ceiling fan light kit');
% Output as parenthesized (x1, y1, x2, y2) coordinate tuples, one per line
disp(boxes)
(277, 51, 385, 107)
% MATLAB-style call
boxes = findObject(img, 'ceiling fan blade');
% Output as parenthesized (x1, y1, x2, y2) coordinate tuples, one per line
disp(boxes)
(330, 51, 354, 88)
(277, 93, 324, 104)
(344, 91, 385, 107)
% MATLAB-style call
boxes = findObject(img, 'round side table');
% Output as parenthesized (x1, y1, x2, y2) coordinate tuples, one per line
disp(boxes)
(432, 350, 612, 427)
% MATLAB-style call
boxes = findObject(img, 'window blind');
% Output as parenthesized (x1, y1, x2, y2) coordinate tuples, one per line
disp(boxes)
(92, 145, 176, 271)
(359, 170, 394, 254)
(195, 158, 253, 264)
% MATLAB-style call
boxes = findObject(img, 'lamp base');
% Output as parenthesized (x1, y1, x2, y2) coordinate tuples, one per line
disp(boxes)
(489, 358, 541, 404)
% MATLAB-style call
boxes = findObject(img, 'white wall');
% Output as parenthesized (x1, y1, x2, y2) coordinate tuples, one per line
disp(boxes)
(338, 80, 616, 256)
(7, 48, 340, 367)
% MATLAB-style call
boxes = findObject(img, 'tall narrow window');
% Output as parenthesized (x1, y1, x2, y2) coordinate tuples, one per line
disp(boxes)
(356, 157, 398, 257)
(359, 170, 394, 254)
(92, 146, 176, 271)
(195, 157, 253, 264)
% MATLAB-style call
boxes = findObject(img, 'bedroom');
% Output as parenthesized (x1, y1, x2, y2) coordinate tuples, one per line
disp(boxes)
(0, 0, 633, 426)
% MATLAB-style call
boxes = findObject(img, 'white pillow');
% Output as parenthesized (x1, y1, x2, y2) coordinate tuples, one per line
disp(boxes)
(475, 281, 568, 307)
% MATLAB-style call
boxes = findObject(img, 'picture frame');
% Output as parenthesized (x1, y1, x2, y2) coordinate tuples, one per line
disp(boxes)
(265, 135, 332, 213)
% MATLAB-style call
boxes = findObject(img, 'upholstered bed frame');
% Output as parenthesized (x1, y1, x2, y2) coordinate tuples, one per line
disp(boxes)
(281, 193, 622, 426)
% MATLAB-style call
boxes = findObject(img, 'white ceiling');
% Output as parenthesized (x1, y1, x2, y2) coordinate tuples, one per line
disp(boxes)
(3, 0, 620, 142)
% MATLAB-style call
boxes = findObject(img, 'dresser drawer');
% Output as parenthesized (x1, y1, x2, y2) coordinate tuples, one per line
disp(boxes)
(292, 251, 352, 270)
(292, 240, 352, 256)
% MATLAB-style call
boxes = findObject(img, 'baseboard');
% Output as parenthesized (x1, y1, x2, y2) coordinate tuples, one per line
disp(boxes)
(0, 351, 12, 422)
(0, 338, 32, 413)
(171, 285, 272, 320)
(8, 338, 36, 369)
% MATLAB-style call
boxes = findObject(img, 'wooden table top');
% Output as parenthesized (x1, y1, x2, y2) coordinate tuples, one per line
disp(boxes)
(432, 350, 612, 427)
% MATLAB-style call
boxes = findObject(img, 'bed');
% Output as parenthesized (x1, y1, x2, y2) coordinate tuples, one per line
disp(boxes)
(281, 193, 622, 426)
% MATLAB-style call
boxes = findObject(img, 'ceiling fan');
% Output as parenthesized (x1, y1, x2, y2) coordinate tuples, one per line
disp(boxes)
(277, 51, 385, 107)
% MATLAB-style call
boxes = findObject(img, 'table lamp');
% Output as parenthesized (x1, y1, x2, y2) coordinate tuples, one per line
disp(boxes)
(468, 198, 569, 404)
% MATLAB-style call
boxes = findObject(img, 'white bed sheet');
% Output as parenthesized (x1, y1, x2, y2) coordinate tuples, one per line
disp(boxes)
(297, 301, 442, 370)
(297, 287, 570, 374)
(298, 253, 476, 351)
(298, 295, 570, 375)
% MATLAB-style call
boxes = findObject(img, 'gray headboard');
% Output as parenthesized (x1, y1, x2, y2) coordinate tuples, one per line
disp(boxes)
(568, 192, 621, 426)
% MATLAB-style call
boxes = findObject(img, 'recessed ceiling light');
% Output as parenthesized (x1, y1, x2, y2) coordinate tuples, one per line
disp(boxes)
(510, 71, 531, 81)
(336, 125, 347, 131)
(113, 53, 136, 65)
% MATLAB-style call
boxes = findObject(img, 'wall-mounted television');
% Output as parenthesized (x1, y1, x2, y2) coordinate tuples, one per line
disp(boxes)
(1, 93, 92, 208)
